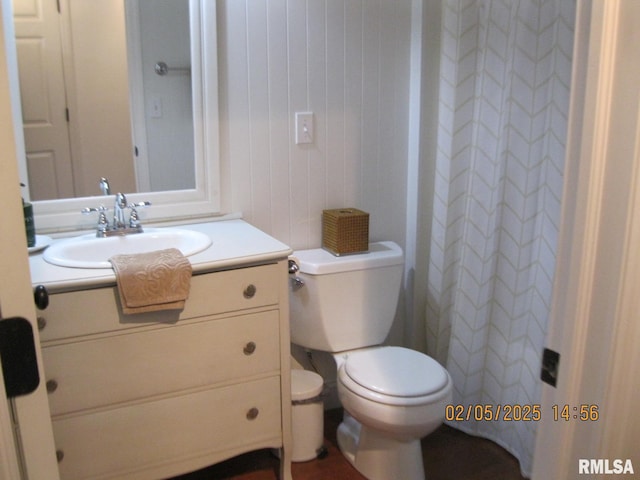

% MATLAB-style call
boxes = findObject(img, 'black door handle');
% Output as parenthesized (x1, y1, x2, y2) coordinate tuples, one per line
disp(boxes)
(0, 317, 40, 398)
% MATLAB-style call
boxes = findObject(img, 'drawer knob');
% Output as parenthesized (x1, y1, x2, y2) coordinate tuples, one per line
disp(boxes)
(34, 285, 49, 310)
(56, 449, 64, 463)
(243, 284, 257, 299)
(246, 407, 259, 420)
(37, 317, 47, 331)
(46, 380, 58, 393)
(243, 341, 256, 355)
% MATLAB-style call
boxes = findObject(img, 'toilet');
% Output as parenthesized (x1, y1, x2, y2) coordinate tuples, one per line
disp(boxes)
(289, 241, 452, 480)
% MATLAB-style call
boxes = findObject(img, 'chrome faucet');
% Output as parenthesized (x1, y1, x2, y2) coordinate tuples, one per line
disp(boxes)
(113, 192, 128, 229)
(82, 178, 151, 237)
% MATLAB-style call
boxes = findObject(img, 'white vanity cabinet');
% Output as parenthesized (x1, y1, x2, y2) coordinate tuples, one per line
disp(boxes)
(36, 260, 292, 480)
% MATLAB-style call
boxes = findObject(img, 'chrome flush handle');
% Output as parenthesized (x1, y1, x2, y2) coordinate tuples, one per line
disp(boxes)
(288, 259, 299, 274)
(288, 259, 305, 291)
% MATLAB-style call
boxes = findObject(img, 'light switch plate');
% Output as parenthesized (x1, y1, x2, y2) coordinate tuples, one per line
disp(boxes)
(150, 96, 163, 118)
(295, 112, 314, 145)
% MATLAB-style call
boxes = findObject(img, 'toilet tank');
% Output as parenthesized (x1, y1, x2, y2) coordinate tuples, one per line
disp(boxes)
(289, 241, 404, 352)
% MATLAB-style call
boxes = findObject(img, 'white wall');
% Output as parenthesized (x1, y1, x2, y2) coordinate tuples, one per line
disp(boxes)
(215, 0, 413, 393)
(217, 0, 412, 253)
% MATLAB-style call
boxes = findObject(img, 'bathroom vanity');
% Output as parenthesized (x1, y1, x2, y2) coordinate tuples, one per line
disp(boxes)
(28, 219, 293, 480)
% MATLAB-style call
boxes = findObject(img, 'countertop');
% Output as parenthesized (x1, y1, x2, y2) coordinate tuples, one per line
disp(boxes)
(29, 219, 293, 293)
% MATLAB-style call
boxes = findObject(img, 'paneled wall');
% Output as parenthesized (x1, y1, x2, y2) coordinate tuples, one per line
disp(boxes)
(217, 0, 413, 251)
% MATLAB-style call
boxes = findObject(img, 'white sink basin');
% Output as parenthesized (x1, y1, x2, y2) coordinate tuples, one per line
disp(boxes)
(43, 228, 212, 269)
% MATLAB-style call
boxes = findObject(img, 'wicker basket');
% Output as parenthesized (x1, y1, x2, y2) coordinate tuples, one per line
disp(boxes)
(322, 208, 369, 256)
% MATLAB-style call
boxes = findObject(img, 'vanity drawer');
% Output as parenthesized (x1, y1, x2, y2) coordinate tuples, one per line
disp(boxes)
(52, 376, 282, 480)
(39, 263, 281, 341)
(43, 310, 280, 416)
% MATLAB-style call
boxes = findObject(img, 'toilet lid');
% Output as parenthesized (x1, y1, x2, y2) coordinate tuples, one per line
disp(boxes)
(344, 347, 448, 397)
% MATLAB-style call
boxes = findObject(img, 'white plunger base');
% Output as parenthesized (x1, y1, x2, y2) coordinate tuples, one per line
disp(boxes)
(336, 412, 425, 480)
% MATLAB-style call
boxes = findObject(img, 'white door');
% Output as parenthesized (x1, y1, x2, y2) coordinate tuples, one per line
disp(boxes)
(12, 0, 75, 200)
(532, 1, 640, 478)
(0, 1, 59, 478)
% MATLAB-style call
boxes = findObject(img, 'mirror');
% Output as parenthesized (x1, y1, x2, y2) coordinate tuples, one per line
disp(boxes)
(9, 0, 220, 231)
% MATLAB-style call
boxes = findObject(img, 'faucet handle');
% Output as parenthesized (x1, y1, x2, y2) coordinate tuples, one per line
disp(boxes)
(127, 201, 151, 229)
(81, 205, 108, 215)
(128, 201, 151, 209)
(81, 205, 109, 236)
(129, 208, 141, 229)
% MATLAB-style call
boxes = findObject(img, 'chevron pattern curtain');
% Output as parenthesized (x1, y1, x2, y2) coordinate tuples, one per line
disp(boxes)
(426, 0, 575, 475)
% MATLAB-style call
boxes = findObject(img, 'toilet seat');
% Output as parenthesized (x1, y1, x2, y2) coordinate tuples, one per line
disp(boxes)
(338, 346, 450, 407)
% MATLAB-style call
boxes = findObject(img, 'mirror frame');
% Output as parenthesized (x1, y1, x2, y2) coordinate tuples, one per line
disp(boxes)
(11, 0, 220, 233)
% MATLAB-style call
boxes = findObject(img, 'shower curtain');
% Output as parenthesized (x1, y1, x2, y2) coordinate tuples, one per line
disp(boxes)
(426, 0, 575, 476)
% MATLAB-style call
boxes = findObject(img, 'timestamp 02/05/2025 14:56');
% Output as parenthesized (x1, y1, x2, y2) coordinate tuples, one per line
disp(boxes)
(444, 404, 600, 422)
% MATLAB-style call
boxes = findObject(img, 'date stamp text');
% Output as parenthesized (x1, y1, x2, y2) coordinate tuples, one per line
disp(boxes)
(445, 404, 600, 422)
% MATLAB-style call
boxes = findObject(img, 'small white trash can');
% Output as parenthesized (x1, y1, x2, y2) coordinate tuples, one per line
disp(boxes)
(291, 369, 324, 462)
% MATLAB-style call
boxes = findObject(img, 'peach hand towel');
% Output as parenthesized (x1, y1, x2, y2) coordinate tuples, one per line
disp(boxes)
(109, 248, 192, 314)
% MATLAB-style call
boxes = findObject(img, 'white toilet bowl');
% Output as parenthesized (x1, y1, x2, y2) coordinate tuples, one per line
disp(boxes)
(333, 346, 452, 480)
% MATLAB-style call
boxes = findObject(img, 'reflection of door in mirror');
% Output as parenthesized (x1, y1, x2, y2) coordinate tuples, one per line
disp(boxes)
(14, 0, 136, 200)
(13, 0, 75, 200)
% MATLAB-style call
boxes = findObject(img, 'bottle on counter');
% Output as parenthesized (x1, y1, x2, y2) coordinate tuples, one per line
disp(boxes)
(21, 183, 36, 248)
